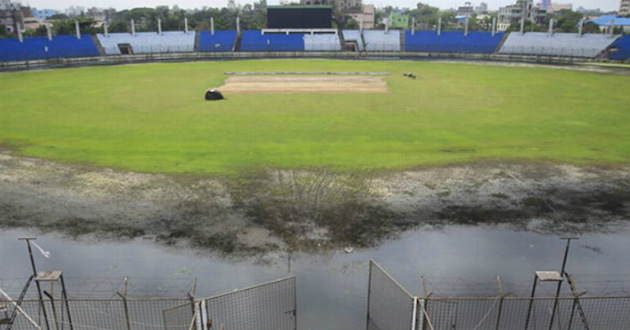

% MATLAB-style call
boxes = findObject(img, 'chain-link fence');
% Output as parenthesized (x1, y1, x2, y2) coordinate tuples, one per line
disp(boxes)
(205, 276, 296, 330)
(366, 260, 630, 330)
(1, 276, 296, 330)
(367, 260, 417, 330)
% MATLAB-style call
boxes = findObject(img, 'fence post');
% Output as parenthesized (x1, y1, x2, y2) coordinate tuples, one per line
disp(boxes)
(365, 260, 372, 330)
(116, 292, 132, 330)
(495, 276, 504, 330)
(421, 277, 429, 330)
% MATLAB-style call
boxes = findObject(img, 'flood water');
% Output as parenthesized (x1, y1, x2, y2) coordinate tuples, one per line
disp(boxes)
(1, 223, 629, 330)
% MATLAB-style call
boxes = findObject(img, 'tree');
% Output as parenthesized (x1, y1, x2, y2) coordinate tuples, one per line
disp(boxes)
(0, 24, 10, 38)
(550, 9, 585, 33)
(108, 19, 128, 33)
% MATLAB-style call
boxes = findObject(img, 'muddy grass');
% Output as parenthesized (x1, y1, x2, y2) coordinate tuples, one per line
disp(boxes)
(1, 150, 628, 257)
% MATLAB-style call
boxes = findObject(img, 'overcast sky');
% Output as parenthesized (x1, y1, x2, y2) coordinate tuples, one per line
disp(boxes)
(21, 0, 620, 12)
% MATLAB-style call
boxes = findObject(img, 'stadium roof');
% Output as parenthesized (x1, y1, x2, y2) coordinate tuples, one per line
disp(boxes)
(589, 15, 630, 26)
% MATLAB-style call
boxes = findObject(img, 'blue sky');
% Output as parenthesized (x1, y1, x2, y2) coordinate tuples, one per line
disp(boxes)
(24, 0, 620, 12)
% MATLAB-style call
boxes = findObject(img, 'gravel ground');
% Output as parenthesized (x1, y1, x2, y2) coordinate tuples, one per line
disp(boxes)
(1, 150, 628, 256)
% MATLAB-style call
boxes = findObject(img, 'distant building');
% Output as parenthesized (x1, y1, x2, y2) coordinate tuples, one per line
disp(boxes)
(32, 9, 57, 20)
(300, 0, 361, 12)
(65, 5, 85, 17)
(620, 0, 630, 16)
(349, 4, 374, 28)
(387, 10, 409, 28)
(457, 2, 474, 17)
(540, 0, 551, 9)
(227, 0, 236, 10)
(0, 2, 31, 31)
(475, 2, 488, 14)
(497, 0, 547, 31)
(549, 3, 572, 12)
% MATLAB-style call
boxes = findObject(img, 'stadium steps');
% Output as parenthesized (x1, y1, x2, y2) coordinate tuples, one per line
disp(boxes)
(494, 32, 509, 53)
(91, 35, 106, 56)
(194, 31, 200, 52)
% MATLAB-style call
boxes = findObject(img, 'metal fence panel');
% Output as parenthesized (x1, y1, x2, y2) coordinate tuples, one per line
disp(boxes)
(205, 276, 296, 330)
(367, 260, 416, 330)
(163, 300, 195, 330)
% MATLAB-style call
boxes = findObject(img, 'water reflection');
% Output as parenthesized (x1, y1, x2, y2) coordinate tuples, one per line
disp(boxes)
(1, 223, 629, 330)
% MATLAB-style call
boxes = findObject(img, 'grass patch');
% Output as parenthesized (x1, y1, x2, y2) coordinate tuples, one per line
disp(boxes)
(1, 59, 629, 175)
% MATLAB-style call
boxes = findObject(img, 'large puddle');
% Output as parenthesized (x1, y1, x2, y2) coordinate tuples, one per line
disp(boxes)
(1, 224, 629, 330)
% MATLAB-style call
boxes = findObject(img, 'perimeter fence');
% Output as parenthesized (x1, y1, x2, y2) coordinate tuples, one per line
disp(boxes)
(0, 276, 296, 330)
(366, 260, 630, 330)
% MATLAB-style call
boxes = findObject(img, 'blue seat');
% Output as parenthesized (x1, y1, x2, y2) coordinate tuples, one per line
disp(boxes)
(199, 30, 237, 52)
(405, 31, 503, 54)
(608, 35, 630, 61)
(240, 30, 305, 52)
(0, 35, 99, 62)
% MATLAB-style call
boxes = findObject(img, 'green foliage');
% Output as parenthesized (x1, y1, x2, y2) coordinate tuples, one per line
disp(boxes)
(505, 21, 545, 33)
(49, 13, 69, 20)
(0, 24, 10, 38)
(550, 9, 585, 33)
(0, 60, 628, 175)
(50, 18, 102, 35)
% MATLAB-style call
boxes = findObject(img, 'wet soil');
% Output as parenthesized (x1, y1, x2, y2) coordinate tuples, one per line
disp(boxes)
(1, 150, 628, 257)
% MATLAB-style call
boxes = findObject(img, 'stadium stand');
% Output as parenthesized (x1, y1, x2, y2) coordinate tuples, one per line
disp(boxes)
(342, 30, 364, 51)
(405, 31, 504, 54)
(608, 35, 630, 61)
(363, 30, 401, 52)
(96, 31, 195, 55)
(0, 35, 99, 62)
(199, 30, 237, 52)
(240, 30, 305, 51)
(303, 34, 341, 51)
(499, 32, 619, 58)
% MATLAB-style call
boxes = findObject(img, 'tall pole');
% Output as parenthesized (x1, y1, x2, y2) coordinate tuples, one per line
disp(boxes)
(236, 16, 240, 35)
(157, 18, 162, 35)
(18, 238, 50, 330)
(46, 22, 52, 41)
(548, 237, 579, 330)
(411, 17, 415, 35)
(75, 20, 81, 39)
(577, 19, 583, 37)
(17, 23, 23, 43)
(184, 17, 189, 34)
(210, 17, 215, 35)
(464, 16, 469, 36)
(131, 19, 136, 36)
(437, 17, 442, 36)
(492, 17, 496, 36)
(104, 22, 109, 38)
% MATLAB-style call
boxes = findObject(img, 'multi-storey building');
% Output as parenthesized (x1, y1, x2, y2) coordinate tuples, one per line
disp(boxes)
(620, 0, 630, 16)
(497, 0, 547, 31)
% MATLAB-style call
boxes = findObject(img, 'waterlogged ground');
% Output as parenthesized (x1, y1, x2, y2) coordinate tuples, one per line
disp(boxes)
(1, 150, 629, 257)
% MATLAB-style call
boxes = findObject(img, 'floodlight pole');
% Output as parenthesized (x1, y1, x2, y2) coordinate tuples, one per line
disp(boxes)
(18, 238, 51, 330)
(548, 237, 579, 330)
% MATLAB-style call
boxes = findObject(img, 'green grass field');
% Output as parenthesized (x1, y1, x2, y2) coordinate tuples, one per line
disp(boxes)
(1, 59, 629, 175)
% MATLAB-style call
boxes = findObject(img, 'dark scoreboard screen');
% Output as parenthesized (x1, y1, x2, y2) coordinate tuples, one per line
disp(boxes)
(267, 6, 333, 29)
